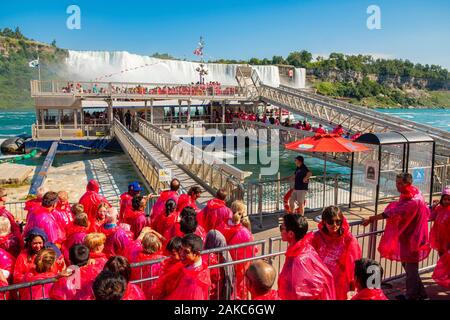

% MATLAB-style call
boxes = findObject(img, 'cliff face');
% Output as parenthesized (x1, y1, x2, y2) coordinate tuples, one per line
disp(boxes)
(307, 69, 449, 90)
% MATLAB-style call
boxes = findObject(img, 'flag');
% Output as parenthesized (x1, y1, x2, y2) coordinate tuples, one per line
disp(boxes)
(29, 59, 39, 68)
(193, 48, 203, 56)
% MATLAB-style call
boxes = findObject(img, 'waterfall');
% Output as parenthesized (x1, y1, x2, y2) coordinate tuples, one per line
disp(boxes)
(63, 50, 305, 88)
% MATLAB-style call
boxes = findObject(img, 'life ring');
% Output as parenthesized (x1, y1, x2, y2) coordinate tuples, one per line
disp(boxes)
(283, 188, 307, 213)
(283, 189, 294, 213)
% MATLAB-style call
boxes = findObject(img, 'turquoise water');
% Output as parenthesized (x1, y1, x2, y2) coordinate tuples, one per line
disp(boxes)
(1, 108, 448, 179)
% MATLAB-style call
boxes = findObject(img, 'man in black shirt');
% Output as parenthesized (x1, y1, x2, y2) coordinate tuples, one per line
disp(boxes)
(285, 156, 312, 215)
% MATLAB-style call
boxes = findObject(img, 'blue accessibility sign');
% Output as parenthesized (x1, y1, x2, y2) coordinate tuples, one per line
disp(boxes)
(412, 168, 425, 184)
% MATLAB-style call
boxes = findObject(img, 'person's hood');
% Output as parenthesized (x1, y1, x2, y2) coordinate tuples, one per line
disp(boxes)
(159, 190, 177, 202)
(400, 184, 420, 201)
(207, 198, 226, 209)
(317, 215, 351, 239)
(25, 227, 48, 245)
(86, 180, 100, 193)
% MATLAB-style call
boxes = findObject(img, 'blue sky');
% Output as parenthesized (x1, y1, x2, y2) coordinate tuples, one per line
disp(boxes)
(1, 0, 449, 68)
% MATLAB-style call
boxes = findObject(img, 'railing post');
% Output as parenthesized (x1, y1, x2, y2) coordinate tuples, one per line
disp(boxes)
(276, 172, 280, 211)
(258, 183, 263, 228)
(334, 174, 339, 205)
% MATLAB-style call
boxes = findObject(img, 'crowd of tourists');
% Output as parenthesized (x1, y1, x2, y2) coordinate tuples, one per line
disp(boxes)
(232, 110, 363, 140)
(0, 171, 448, 300)
(60, 82, 239, 97)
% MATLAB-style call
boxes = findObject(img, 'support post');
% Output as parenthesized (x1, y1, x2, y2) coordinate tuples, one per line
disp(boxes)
(144, 100, 148, 122)
(150, 100, 154, 124)
(187, 100, 191, 123)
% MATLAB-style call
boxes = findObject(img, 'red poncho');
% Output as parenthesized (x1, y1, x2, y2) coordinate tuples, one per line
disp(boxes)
(78, 180, 111, 223)
(119, 192, 133, 222)
(379, 185, 431, 263)
(432, 251, 450, 289)
(0, 278, 9, 300)
(19, 271, 57, 300)
(163, 223, 207, 247)
(164, 261, 211, 300)
(149, 257, 185, 300)
(24, 198, 42, 214)
(100, 224, 131, 257)
(0, 248, 15, 281)
(0, 232, 23, 258)
(49, 263, 103, 300)
(429, 204, 450, 255)
(253, 290, 281, 300)
(55, 200, 74, 228)
(199, 198, 232, 232)
(351, 288, 388, 300)
(222, 223, 257, 300)
(150, 190, 179, 233)
(88, 218, 106, 233)
(0, 206, 21, 239)
(310, 218, 362, 300)
(176, 194, 200, 214)
(123, 208, 148, 240)
(13, 250, 66, 284)
(278, 237, 336, 300)
(89, 252, 108, 270)
(23, 206, 66, 245)
(61, 225, 88, 265)
(128, 242, 166, 299)
(160, 211, 181, 240)
(122, 282, 146, 300)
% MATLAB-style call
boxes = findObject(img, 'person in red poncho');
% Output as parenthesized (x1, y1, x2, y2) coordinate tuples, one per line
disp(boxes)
(363, 172, 431, 300)
(84, 233, 108, 270)
(0, 247, 15, 286)
(123, 195, 150, 239)
(351, 258, 388, 300)
(432, 250, 450, 289)
(164, 234, 211, 300)
(148, 236, 184, 300)
(165, 206, 207, 244)
(429, 186, 450, 257)
(0, 188, 22, 242)
(310, 206, 362, 300)
(245, 260, 280, 300)
(61, 213, 89, 265)
(315, 124, 327, 134)
(119, 181, 143, 222)
(221, 200, 257, 300)
(176, 186, 202, 215)
(278, 214, 336, 300)
(103, 255, 146, 300)
(55, 191, 73, 229)
(19, 248, 58, 300)
(332, 124, 344, 136)
(160, 199, 179, 240)
(79, 180, 111, 223)
(50, 244, 103, 300)
(150, 179, 180, 233)
(100, 207, 131, 257)
(198, 189, 233, 233)
(203, 230, 235, 300)
(93, 270, 127, 300)
(23, 191, 66, 246)
(0, 215, 22, 258)
(23, 186, 48, 217)
(13, 228, 65, 284)
(88, 202, 108, 233)
(128, 230, 166, 299)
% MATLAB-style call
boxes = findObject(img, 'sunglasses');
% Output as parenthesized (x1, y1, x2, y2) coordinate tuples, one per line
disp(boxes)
(325, 219, 342, 226)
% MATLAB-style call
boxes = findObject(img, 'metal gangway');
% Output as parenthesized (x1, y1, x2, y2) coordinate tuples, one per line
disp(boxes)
(112, 118, 249, 204)
(234, 66, 450, 161)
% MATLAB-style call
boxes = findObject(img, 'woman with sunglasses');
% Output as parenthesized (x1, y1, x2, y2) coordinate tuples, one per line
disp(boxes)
(310, 206, 362, 300)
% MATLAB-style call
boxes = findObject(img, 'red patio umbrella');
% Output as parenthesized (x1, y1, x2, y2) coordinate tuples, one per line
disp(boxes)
(284, 133, 370, 208)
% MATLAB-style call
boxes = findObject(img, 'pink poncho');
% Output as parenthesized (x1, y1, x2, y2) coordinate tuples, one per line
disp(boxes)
(378, 185, 431, 263)
(310, 217, 362, 300)
(278, 237, 336, 300)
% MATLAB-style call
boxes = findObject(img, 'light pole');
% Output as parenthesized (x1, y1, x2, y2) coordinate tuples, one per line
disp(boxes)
(195, 63, 208, 84)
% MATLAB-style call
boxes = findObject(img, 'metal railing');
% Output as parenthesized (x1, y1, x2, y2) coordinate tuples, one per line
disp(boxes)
(1, 219, 439, 300)
(112, 118, 170, 193)
(137, 118, 248, 201)
(32, 123, 110, 139)
(31, 80, 247, 100)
